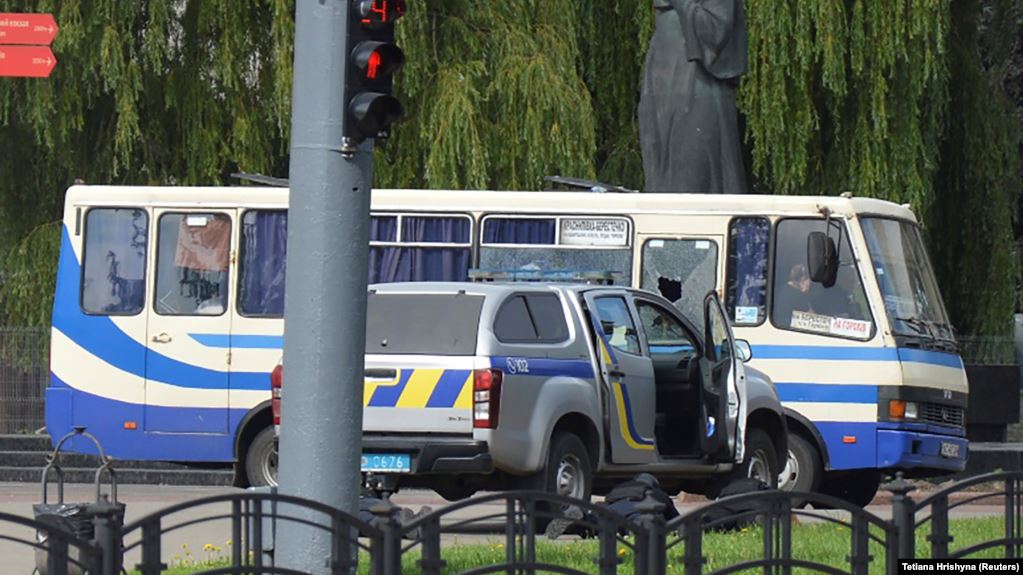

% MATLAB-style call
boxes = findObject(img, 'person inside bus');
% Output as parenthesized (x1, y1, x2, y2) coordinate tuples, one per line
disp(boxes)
(775, 263, 814, 326)
(811, 268, 870, 321)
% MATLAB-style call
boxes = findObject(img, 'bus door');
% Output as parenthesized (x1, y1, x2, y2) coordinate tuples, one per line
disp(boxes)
(638, 234, 724, 330)
(145, 209, 236, 434)
(583, 291, 658, 464)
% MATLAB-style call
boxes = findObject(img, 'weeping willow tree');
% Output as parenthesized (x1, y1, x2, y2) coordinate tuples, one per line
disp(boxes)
(0, 0, 295, 325)
(927, 0, 1021, 340)
(741, 0, 950, 208)
(376, 0, 599, 190)
(0, 0, 1018, 339)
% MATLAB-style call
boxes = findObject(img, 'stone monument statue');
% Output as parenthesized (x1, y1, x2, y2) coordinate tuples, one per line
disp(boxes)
(638, 0, 749, 194)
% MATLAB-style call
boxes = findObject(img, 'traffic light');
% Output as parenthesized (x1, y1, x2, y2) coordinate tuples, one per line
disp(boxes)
(344, 0, 406, 143)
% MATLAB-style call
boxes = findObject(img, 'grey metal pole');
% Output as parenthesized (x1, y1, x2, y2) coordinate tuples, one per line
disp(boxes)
(276, 1, 374, 573)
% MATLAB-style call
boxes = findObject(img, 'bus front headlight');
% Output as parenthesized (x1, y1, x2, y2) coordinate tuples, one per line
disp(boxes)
(889, 400, 919, 420)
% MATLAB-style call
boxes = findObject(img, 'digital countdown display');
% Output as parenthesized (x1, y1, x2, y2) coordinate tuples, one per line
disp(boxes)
(356, 0, 405, 28)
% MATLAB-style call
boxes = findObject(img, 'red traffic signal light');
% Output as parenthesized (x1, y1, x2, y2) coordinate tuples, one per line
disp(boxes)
(344, 0, 406, 142)
(351, 41, 405, 81)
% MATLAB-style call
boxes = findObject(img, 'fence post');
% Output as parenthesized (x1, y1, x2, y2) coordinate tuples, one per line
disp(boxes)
(635, 493, 667, 575)
(90, 494, 124, 575)
(885, 472, 916, 560)
(371, 499, 403, 575)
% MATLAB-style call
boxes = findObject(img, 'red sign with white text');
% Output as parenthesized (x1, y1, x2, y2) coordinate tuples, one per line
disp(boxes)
(0, 46, 57, 78)
(0, 13, 58, 46)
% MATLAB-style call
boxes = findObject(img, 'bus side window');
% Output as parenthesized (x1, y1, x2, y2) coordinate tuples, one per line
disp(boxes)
(726, 217, 770, 326)
(81, 208, 148, 315)
(369, 214, 472, 283)
(639, 238, 718, 333)
(771, 218, 874, 340)
(238, 210, 288, 317)
(155, 213, 231, 316)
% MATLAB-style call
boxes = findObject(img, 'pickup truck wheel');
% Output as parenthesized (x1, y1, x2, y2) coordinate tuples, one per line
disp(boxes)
(739, 428, 778, 488)
(245, 426, 278, 487)
(544, 432, 592, 501)
(777, 432, 821, 506)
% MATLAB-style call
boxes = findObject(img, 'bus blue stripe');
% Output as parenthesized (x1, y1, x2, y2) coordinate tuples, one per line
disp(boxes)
(190, 334, 284, 349)
(775, 383, 878, 403)
(896, 348, 963, 369)
(54, 229, 268, 391)
(753, 344, 962, 367)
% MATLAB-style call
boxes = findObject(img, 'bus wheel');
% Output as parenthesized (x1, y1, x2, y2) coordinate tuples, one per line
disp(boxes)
(778, 432, 821, 506)
(245, 427, 278, 487)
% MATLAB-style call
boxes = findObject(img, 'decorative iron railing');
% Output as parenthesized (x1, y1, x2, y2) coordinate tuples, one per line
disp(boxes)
(12, 470, 1023, 574)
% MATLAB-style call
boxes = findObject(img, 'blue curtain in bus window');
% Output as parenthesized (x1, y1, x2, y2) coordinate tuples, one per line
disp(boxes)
(369, 216, 471, 282)
(239, 210, 287, 316)
(82, 208, 148, 314)
(371, 216, 397, 242)
(482, 218, 556, 244)
(728, 217, 770, 324)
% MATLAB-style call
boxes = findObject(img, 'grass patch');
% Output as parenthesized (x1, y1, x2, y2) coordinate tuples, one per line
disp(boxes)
(139, 516, 1007, 574)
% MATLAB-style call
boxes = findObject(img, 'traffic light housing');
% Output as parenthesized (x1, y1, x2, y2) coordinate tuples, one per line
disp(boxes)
(344, 0, 406, 143)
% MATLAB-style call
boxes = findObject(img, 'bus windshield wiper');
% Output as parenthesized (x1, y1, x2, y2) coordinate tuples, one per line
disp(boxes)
(893, 316, 933, 338)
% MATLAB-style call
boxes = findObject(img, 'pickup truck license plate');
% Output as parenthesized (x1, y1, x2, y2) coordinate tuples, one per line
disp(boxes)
(940, 442, 961, 459)
(361, 453, 411, 473)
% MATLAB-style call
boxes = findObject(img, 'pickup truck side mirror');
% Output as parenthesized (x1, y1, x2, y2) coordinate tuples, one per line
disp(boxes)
(735, 339, 753, 363)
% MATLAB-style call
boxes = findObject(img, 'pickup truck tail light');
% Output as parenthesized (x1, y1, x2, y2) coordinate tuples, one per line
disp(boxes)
(270, 364, 283, 426)
(473, 368, 503, 429)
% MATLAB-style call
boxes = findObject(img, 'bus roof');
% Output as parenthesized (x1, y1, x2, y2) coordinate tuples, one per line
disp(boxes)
(64, 185, 918, 222)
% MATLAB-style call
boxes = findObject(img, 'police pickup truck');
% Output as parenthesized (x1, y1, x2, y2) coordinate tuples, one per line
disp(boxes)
(273, 282, 787, 500)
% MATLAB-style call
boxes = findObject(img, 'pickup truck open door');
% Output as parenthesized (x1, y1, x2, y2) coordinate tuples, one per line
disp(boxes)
(700, 292, 746, 463)
(583, 291, 659, 465)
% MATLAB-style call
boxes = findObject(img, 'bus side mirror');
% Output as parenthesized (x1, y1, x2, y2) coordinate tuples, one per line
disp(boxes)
(807, 231, 838, 287)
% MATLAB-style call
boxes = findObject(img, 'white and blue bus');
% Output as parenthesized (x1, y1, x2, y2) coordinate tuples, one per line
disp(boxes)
(47, 185, 967, 503)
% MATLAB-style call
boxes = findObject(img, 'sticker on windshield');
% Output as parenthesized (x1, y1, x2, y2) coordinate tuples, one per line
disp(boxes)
(735, 306, 759, 324)
(792, 310, 872, 339)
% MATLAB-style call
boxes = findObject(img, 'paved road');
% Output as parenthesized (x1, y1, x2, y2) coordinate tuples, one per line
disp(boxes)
(0, 483, 1004, 574)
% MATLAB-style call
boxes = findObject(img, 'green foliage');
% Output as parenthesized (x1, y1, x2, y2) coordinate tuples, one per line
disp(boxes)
(0, 221, 59, 330)
(742, 0, 950, 211)
(0, 0, 294, 325)
(928, 0, 1021, 337)
(575, 1, 653, 190)
(0, 0, 1017, 337)
(376, 0, 598, 190)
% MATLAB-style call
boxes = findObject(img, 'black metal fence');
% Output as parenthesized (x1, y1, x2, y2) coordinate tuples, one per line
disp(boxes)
(9, 470, 1023, 574)
(0, 326, 49, 433)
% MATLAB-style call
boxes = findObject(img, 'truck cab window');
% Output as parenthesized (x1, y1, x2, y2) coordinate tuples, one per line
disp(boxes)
(593, 296, 641, 355)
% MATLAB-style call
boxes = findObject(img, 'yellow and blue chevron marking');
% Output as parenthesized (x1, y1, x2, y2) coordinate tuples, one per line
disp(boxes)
(590, 319, 655, 451)
(612, 380, 655, 450)
(363, 368, 472, 409)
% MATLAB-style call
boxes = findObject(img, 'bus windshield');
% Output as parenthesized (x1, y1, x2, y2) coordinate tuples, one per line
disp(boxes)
(860, 217, 954, 343)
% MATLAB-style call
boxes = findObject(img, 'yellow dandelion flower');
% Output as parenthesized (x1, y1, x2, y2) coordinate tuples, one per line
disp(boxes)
(226, 538, 233, 546)
(204, 543, 214, 552)
(618, 548, 628, 556)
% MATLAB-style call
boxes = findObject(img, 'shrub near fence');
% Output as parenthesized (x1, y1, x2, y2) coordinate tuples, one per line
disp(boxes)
(0, 326, 49, 434)
(8, 470, 1023, 575)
